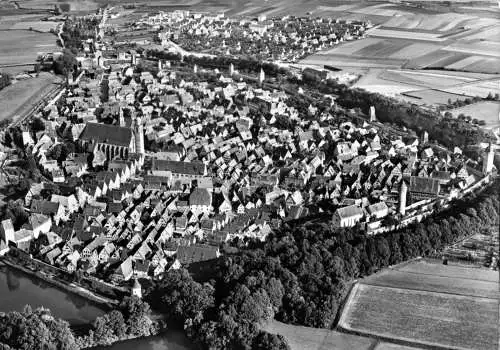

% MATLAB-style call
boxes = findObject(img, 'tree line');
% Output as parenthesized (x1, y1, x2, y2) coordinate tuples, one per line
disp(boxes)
(0, 297, 157, 350)
(144, 180, 499, 349)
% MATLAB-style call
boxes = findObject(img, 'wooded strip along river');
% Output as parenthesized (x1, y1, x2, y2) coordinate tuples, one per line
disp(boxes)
(0, 265, 194, 350)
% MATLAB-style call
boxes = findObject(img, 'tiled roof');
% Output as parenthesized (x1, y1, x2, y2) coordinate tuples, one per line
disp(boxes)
(409, 176, 440, 195)
(152, 159, 205, 175)
(336, 204, 363, 219)
(80, 122, 133, 147)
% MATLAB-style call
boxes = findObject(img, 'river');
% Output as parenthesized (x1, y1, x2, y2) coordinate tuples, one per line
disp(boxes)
(0, 264, 194, 350)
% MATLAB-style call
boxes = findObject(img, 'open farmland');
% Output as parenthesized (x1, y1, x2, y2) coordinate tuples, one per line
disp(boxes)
(0, 72, 61, 122)
(401, 89, 466, 105)
(442, 78, 500, 97)
(448, 101, 500, 130)
(361, 268, 499, 299)
(0, 29, 58, 67)
(395, 259, 499, 281)
(339, 259, 499, 350)
(261, 319, 376, 350)
(340, 283, 498, 350)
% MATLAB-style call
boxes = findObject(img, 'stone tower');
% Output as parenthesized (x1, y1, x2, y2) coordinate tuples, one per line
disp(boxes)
(422, 131, 429, 144)
(131, 279, 142, 299)
(134, 116, 145, 156)
(369, 106, 376, 122)
(119, 107, 125, 127)
(193, 64, 198, 74)
(158, 59, 162, 71)
(259, 68, 265, 85)
(399, 181, 408, 216)
(229, 63, 234, 76)
(482, 143, 495, 175)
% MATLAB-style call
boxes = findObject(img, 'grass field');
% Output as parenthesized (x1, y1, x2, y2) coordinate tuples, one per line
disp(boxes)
(0, 30, 58, 66)
(402, 89, 466, 105)
(442, 78, 500, 97)
(0, 73, 61, 122)
(354, 40, 410, 58)
(374, 343, 422, 350)
(261, 319, 376, 350)
(448, 102, 500, 129)
(340, 283, 499, 350)
(362, 268, 498, 299)
(379, 69, 474, 88)
(395, 259, 499, 282)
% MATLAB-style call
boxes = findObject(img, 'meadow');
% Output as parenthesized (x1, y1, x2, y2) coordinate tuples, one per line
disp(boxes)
(340, 283, 499, 350)
(362, 268, 499, 299)
(395, 258, 499, 281)
(0, 30, 59, 66)
(261, 319, 375, 350)
(448, 101, 500, 129)
(0, 72, 61, 122)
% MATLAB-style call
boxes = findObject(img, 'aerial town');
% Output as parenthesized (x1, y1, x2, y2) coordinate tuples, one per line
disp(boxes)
(0, 3, 498, 350)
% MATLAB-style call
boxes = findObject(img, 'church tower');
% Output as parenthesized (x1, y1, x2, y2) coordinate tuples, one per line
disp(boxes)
(482, 143, 495, 175)
(229, 63, 234, 76)
(193, 64, 198, 74)
(134, 117, 145, 156)
(399, 181, 408, 216)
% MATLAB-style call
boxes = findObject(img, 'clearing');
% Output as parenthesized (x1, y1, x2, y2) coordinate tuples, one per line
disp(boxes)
(339, 259, 499, 350)
(340, 283, 498, 350)
(261, 319, 375, 350)
(0, 72, 62, 122)
(448, 101, 500, 129)
(0, 29, 59, 67)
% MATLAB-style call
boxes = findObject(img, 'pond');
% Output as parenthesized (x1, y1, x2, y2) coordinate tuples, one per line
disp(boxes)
(0, 264, 194, 350)
(0, 264, 104, 325)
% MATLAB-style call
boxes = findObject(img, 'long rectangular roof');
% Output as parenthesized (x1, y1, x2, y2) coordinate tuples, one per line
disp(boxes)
(152, 159, 205, 175)
(80, 122, 133, 147)
(409, 176, 440, 195)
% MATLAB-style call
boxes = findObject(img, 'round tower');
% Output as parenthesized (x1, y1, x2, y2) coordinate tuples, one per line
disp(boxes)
(482, 143, 495, 175)
(399, 181, 408, 216)
(131, 278, 142, 299)
(259, 68, 265, 85)
(134, 116, 145, 156)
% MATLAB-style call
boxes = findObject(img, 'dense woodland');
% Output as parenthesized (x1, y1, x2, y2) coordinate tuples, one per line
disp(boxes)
(0, 297, 156, 350)
(145, 181, 499, 349)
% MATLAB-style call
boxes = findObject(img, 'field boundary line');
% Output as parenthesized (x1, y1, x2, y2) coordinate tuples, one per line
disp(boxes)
(358, 282, 499, 301)
(390, 268, 500, 283)
(336, 282, 359, 330)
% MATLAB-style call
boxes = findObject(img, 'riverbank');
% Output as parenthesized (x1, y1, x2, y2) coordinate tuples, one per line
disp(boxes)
(0, 257, 117, 309)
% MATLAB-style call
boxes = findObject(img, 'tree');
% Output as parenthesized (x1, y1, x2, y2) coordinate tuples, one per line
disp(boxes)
(119, 297, 154, 337)
(0, 306, 78, 350)
(93, 310, 126, 344)
(54, 49, 77, 76)
(252, 331, 290, 350)
(147, 269, 215, 327)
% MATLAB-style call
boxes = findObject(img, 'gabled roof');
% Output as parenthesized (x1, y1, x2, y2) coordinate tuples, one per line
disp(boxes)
(366, 202, 388, 215)
(335, 204, 364, 219)
(80, 122, 133, 147)
(176, 244, 220, 265)
(409, 176, 440, 195)
(151, 159, 206, 175)
(30, 200, 60, 215)
(189, 188, 212, 206)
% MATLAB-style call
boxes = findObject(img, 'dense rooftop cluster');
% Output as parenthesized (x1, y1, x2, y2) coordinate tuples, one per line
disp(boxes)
(146, 10, 366, 61)
(0, 9, 495, 289)
(0, 52, 494, 288)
